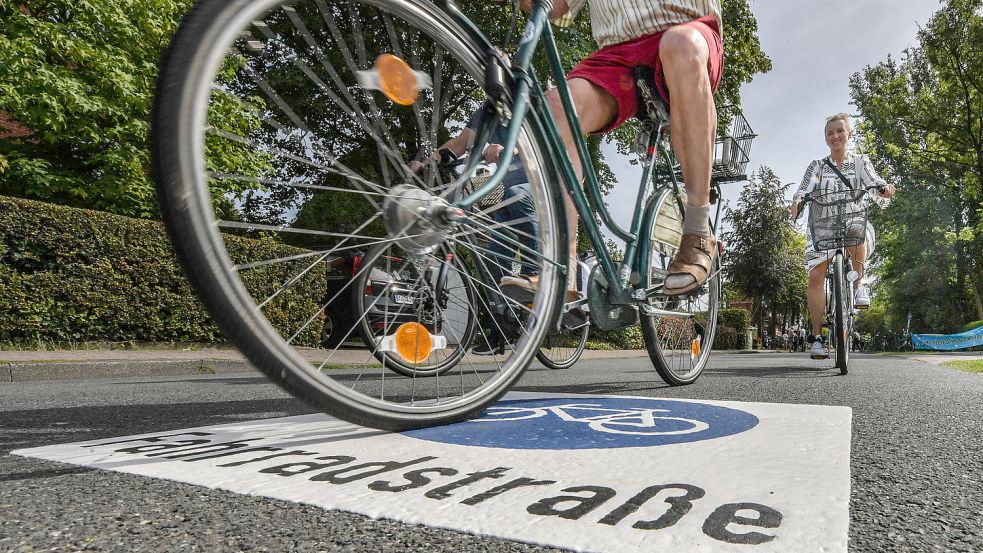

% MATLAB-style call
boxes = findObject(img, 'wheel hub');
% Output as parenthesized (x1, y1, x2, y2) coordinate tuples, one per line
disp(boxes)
(383, 184, 463, 253)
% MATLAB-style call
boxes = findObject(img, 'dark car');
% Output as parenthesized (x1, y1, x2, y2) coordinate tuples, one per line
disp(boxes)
(320, 250, 437, 348)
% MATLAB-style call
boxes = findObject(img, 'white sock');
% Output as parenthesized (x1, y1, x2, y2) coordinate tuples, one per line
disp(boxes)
(682, 203, 711, 236)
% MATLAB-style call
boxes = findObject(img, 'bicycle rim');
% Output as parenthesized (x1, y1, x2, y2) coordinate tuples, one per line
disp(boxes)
(640, 191, 719, 385)
(536, 322, 589, 370)
(151, 0, 564, 430)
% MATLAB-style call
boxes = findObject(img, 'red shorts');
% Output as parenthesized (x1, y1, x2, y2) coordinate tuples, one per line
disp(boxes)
(568, 15, 723, 133)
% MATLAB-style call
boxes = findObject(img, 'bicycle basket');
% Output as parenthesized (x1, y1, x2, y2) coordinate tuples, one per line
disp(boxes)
(807, 187, 869, 252)
(462, 167, 504, 210)
(711, 111, 756, 184)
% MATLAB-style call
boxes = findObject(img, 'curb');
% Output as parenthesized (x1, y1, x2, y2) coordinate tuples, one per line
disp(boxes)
(0, 348, 783, 383)
(0, 359, 256, 383)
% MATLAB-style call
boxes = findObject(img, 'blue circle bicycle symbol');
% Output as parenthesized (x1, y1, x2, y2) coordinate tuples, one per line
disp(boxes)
(403, 397, 759, 449)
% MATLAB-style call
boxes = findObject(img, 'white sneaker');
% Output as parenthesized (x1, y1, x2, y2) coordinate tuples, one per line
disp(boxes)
(810, 338, 828, 359)
(854, 285, 871, 309)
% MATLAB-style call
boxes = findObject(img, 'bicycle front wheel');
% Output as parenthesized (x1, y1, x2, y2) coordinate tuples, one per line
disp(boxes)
(152, 0, 566, 430)
(639, 191, 720, 385)
(833, 255, 849, 374)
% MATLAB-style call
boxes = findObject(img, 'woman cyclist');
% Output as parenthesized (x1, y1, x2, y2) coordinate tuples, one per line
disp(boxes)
(790, 113, 896, 359)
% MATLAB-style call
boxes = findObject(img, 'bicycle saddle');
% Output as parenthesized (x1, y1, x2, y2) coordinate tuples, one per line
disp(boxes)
(633, 66, 670, 126)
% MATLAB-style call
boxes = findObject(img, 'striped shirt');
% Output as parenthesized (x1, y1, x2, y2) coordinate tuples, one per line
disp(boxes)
(794, 154, 889, 209)
(557, 0, 722, 49)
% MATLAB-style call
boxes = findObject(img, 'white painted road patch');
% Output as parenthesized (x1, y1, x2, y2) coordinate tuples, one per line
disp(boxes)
(14, 393, 851, 552)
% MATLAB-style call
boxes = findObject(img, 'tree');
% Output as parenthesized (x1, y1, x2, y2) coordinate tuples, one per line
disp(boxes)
(722, 166, 806, 338)
(849, 0, 983, 331)
(0, 0, 268, 218)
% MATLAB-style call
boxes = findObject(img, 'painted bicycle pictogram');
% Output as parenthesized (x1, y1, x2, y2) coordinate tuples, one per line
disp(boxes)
(404, 397, 759, 449)
(473, 403, 710, 436)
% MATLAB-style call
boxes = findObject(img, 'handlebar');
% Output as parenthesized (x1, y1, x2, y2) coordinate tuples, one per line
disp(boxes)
(792, 184, 885, 221)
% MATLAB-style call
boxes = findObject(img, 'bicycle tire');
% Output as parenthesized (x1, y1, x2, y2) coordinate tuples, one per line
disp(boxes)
(353, 243, 476, 377)
(151, 0, 566, 430)
(833, 255, 849, 374)
(639, 190, 720, 385)
(536, 321, 589, 370)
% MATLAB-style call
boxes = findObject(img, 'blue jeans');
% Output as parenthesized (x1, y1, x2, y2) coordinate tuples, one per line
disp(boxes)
(487, 182, 538, 283)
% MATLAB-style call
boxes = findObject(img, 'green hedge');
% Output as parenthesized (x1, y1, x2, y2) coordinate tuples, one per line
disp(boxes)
(589, 325, 644, 350)
(715, 325, 739, 350)
(713, 308, 750, 350)
(718, 308, 750, 331)
(0, 196, 325, 346)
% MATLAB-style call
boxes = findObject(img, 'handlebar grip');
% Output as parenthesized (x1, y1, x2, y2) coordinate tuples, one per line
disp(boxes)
(792, 194, 810, 221)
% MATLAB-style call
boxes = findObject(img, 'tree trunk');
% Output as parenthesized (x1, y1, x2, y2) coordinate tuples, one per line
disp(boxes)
(973, 271, 983, 322)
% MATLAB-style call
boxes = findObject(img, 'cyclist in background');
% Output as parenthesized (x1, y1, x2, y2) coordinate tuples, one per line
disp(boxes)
(410, 109, 539, 355)
(790, 113, 896, 359)
(521, 0, 724, 298)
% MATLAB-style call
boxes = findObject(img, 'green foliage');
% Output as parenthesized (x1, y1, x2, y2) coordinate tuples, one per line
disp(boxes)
(962, 320, 983, 333)
(0, 1, 271, 219)
(715, 325, 738, 350)
(0, 195, 324, 346)
(722, 166, 807, 334)
(718, 308, 750, 331)
(855, 304, 888, 336)
(850, 0, 983, 332)
(589, 325, 644, 350)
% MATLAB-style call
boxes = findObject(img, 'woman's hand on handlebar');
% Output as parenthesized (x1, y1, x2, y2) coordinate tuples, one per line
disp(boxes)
(878, 183, 896, 199)
(790, 198, 802, 221)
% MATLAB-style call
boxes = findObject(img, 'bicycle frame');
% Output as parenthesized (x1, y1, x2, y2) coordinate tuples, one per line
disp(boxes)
(436, 0, 712, 299)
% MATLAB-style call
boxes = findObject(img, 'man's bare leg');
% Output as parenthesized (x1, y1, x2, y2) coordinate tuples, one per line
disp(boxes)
(659, 26, 717, 293)
(546, 78, 619, 291)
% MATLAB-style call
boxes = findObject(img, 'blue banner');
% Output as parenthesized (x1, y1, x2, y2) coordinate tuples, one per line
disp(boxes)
(912, 325, 983, 351)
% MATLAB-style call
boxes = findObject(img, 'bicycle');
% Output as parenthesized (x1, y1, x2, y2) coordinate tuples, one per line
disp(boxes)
(152, 0, 751, 430)
(797, 185, 882, 374)
(535, 256, 593, 369)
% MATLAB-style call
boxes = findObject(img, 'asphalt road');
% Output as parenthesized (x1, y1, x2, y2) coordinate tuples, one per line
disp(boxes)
(2, 352, 981, 552)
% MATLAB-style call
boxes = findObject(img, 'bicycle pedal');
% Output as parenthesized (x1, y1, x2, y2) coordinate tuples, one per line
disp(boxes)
(563, 297, 589, 313)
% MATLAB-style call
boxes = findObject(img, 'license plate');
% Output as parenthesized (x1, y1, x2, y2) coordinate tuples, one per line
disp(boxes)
(393, 294, 413, 305)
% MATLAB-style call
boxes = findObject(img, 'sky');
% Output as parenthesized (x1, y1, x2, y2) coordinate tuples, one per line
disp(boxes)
(598, 0, 942, 240)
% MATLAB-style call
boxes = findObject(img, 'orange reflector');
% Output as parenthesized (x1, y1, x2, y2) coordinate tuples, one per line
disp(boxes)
(691, 335, 702, 360)
(395, 322, 432, 363)
(375, 54, 419, 106)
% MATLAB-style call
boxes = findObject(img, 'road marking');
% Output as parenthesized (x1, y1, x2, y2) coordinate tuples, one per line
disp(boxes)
(14, 392, 850, 552)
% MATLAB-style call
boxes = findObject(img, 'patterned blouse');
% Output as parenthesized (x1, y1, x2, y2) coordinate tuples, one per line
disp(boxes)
(794, 154, 891, 210)
(557, 0, 722, 49)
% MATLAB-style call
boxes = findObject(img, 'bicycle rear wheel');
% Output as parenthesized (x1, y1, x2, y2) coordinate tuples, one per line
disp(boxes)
(352, 242, 476, 377)
(151, 0, 565, 430)
(639, 190, 719, 385)
(833, 255, 849, 374)
(536, 321, 589, 370)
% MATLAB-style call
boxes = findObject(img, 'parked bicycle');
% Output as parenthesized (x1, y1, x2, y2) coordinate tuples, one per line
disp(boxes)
(152, 0, 752, 430)
(797, 184, 883, 374)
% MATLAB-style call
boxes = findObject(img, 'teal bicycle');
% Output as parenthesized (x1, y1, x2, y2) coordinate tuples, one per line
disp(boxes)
(152, 0, 752, 430)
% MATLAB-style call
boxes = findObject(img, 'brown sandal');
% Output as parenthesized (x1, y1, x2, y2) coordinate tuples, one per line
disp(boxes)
(663, 234, 717, 296)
